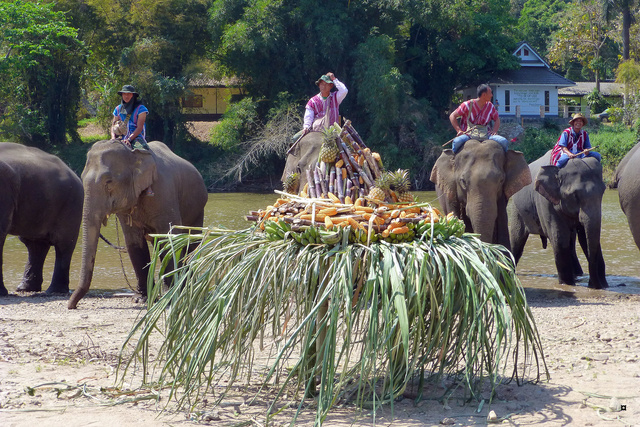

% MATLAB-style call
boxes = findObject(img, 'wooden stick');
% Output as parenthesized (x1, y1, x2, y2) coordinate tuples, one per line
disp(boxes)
(286, 131, 306, 155)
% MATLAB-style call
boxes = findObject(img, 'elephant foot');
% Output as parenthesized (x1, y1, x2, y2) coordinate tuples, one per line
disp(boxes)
(16, 281, 42, 293)
(133, 294, 147, 304)
(45, 285, 70, 295)
(588, 280, 609, 290)
(0, 286, 8, 297)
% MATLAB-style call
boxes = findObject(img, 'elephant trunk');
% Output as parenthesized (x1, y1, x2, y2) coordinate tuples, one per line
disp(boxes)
(580, 208, 608, 289)
(467, 195, 498, 245)
(68, 187, 105, 309)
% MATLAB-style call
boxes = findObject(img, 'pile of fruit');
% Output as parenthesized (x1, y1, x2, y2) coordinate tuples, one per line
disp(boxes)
(246, 194, 465, 246)
(283, 121, 416, 204)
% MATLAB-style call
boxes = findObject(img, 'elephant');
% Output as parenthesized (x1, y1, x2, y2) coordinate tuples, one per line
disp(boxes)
(68, 140, 208, 309)
(509, 150, 608, 289)
(613, 141, 640, 251)
(0, 142, 83, 296)
(429, 139, 532, 249)
(281, 132, 324, 192)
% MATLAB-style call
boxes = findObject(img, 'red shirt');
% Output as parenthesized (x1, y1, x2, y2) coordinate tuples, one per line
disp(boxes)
(454, 100, 498, 132)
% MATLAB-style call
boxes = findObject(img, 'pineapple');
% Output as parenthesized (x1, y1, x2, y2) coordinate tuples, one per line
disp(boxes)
(368, 172, 392, 202)
(390, 169, 415, 203)
(319, 126, 341, 163)
(282, 172, 300, 194)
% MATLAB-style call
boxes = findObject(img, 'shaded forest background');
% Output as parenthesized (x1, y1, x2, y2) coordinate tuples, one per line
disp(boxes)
(1, 0, 639, 190)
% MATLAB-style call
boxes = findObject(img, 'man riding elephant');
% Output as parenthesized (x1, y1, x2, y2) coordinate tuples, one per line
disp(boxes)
(449, 84, 509, 154)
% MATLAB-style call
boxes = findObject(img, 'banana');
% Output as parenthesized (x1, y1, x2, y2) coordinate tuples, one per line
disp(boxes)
(320, 231, 341, 245)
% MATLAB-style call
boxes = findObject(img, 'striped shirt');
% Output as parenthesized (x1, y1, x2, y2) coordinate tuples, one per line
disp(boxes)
(454, 100, 498, 132)
(550, 127, 590, 166)
(303, 78, 348, 130)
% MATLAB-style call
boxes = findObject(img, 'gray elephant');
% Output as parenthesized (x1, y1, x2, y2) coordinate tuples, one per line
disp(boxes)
(509, 150, 608, 289)
(613, 142, 640, 251)
(68, 140, 208, 309)
(429, 139, 532, 249)
(0, 142, 83, 296)
(281, 132, 324, 191)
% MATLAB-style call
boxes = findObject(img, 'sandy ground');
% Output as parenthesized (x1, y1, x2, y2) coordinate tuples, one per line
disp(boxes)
(1, 288, 639, 427)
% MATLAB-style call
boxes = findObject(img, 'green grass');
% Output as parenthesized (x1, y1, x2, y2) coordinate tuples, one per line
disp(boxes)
(118, 223, 547, 425)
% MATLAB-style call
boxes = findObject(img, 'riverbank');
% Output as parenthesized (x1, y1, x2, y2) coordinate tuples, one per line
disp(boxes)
(1, 288, 638, 426)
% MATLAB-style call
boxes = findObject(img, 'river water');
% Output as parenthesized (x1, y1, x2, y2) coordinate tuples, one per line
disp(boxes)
(3, 190, 639, 296)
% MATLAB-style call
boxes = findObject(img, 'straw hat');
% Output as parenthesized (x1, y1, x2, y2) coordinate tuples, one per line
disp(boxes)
(569, 113, 588, 126)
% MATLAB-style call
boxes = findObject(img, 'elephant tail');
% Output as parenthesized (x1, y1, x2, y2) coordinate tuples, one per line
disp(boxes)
(540, 235, 547, 249)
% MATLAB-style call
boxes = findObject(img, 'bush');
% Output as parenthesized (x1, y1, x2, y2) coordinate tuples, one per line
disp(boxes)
(516, 127, 557, 163)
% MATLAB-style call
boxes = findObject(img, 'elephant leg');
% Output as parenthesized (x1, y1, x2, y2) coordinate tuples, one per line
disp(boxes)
(46, 243, 74, 294)
(509, 212, 529, 264)
(571, 228, 585, 277)
(0, 234, 7, 296)
(551, 240, 576, 286)
(120, 222, 151, 296)
(588, 246, 608, 289)
(17, 238, 49, 292)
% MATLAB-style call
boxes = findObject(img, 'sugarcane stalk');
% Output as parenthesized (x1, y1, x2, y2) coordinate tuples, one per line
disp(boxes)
(316, 165, 328, 197)
(363, 148, 382, 179)
(313, 167, 323, 198)
(329, 167, 335, 195)
(336, 166, 345, 202)
(342, 142, 374, 188)
(338, 148, 360, 190)
(344, 120, 368, 149)
(306, 167, 317, 199)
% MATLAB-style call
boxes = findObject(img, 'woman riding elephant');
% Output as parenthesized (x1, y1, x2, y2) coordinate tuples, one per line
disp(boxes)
(429, 139, 531, 249)
(68, 139, 208, 309)
(509, 150, 608, 289)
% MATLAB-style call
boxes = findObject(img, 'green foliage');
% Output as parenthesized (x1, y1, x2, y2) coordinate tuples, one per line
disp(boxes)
(516, 127, 558, 163)
(119, 225, 546, 425)
(517, 0, 570, 57)
(0, 0, 85, 147)
(585, 89, 609, 114)
(210, 97, 259, 150)
(590, 124, 637, 171)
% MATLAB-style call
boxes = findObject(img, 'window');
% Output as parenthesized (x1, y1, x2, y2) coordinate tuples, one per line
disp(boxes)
(524, 49, 529, 56)
(505, 90, 510, 112)
(545, 91, 550, 112)
(182, 94, 203, 108)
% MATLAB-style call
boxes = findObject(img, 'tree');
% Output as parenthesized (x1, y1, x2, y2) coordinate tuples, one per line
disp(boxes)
(548, 0, 617, 90)
(602, 0, 638, 60)
(0, 1, 85, 147)
(517, 0, 571, 57)
(615, 59, 640, 122)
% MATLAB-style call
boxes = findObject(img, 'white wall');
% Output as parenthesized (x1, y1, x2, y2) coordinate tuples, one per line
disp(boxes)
(494, 85, 560, 116)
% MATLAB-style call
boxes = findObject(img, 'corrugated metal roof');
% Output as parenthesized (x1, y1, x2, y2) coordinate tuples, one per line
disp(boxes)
(558, 81, 624, 96)
(490, 67, 575, 87)
(187, 75, 242, 87)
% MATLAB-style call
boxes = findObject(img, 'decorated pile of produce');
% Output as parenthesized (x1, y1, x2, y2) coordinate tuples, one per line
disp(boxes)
(246, 192, 465, 245)
(283, 120, 416, 204)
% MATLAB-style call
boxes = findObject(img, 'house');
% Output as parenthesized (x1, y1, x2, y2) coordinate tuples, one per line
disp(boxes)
(458, 42, 575, 118)
(181, 76, 245, 120)
(558, 81, 624, 114)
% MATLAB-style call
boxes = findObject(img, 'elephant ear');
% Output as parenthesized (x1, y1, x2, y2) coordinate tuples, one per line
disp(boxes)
(503, 150, 532, 200)
(132, 151, 157, 197)
(430, 149, 456, 201)
(534, 165, 561, 205)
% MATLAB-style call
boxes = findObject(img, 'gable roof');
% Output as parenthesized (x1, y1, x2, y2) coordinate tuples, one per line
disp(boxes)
(490, 67, 575, 88)
(513, 41, 550, 68)
(558, 81, 624, 96)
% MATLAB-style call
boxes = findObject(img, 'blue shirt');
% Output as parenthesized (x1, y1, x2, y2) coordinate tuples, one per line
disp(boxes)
(113, 104, 149, 139)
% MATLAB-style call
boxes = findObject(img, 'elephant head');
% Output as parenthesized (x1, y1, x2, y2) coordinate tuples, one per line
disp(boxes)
(533, 157, 607, 288)
(430, 139, 531, 249)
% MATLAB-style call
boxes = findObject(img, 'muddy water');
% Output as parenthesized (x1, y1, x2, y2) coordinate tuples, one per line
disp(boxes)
(2, 190, 639, 295)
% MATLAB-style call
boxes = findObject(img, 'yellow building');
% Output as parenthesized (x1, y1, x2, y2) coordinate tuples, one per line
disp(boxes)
(182, 76, 244, 120)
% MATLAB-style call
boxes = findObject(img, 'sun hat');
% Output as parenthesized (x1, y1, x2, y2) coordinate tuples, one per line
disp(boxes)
(569, 113, 588, 126)
(117, 85, 139, 95)
(315, 75, 334, 86)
